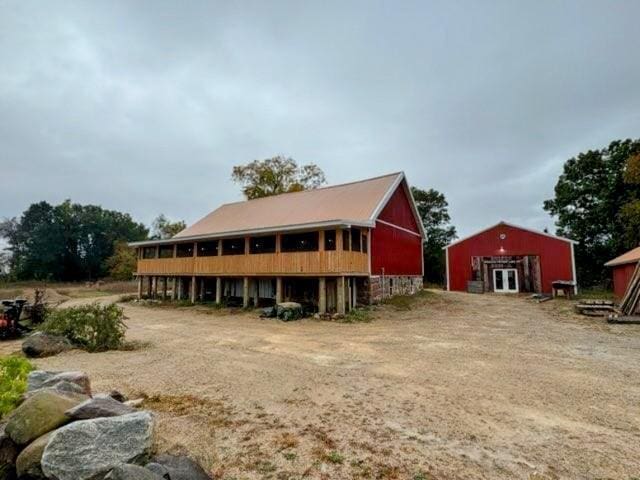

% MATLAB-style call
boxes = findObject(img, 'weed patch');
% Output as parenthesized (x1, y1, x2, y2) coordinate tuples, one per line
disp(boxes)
(0, 356, 34, 417)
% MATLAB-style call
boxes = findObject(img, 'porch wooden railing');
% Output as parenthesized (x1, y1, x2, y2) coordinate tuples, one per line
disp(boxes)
(136, 250, 369, 276)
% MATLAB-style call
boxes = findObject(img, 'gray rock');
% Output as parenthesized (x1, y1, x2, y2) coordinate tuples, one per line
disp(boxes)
(15, 431, 52, 479)
(105, 464, 165, 480)
(5, 390, 86, 446)
(40, 371, 91, 396)
(145, 462, 171, 479)
(26, 371, 56, 392)
(150, 454, 211, 480)
(21, 332, 71, 358)
(276, 302, 304, 321)
(41, 412, 155, 480)
(65, 396, 136, 420)
(0, 424, 17, 480)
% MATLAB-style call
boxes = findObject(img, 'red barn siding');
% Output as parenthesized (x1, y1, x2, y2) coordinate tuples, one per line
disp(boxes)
(371, 221, 423, 275)
(447, 224, 574, 294)
(612, 263, 636, 299)
(377, 186, 419, 232)
(370, 183, 423, 276)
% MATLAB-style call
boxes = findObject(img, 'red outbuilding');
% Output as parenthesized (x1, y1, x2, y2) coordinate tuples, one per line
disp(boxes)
(445, 222, 577, 294)
(604, 247, 640, 299)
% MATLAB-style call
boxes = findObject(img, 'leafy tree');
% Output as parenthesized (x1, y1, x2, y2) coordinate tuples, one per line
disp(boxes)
(410, 187, 457, 285)
(0, 200, 148, 281)
(105, 241, 138, 280)
(150, 214, 186, 239)
(543, 139, 640, 286)
(232, 156, 326, 199)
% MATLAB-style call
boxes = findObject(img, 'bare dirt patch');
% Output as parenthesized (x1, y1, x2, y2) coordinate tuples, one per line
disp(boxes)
(5, 290, 640, 479)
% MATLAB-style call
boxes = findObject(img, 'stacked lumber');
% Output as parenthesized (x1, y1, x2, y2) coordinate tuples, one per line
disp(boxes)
(620, 261, 640, 315)
(574, 300, 615, 317)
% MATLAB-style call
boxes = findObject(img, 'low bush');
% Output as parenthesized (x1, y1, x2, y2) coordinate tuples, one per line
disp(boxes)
(40, 303, 127, 352)
(0, 356, 34, 416)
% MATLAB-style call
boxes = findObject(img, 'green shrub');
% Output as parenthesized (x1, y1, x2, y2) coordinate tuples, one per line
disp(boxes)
(0, 356, 34, 417)
(40, 303, 127, 352)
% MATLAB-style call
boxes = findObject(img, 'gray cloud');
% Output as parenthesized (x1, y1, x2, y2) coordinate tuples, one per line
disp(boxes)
(1, 0, 639, 237)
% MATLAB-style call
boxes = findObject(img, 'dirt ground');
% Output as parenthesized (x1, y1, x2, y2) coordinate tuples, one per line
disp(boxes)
(2, 290, 640, 480)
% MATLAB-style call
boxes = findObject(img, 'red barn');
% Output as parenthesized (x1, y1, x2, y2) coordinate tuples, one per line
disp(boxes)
(130, 172, 425, 312)
(604, 247, 640, 299)
(445, 222, 577, 294)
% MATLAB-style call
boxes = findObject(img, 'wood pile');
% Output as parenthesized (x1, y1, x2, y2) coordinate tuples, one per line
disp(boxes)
(574, 300, 615, 316)
(619, 261, 640, 315)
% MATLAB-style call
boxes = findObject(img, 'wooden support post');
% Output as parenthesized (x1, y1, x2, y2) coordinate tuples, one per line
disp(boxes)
(319, 277, 327, 314)
(337, 276, 345, 314)
(137, 276, 143, 300)
(253, 279, 259, 307)
(215, 277, 222, 304)
(347, 277, 352, 312)
(162, 277, 167, 300)
(177, 277, 183, 300)
(276, 277, 283, 304)
(171, 277, 177, 300)
(190, 276, 196, 303)
(199, 278, 205, 301)
(243, 277, 250, 308)
(353, 278, 358, 307)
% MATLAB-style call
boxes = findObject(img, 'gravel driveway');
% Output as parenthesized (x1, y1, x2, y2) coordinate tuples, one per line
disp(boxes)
(4, 291, 640, 479)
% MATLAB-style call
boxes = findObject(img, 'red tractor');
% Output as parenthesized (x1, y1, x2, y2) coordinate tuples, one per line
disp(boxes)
(0, 300, 27, 340)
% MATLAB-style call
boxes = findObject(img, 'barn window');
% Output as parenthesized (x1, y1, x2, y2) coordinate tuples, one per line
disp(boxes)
(250, 235, 276, 254)
(362, 232, 368, 253)
(176, 243, 194, 257)
(342, 230, 350, 251)
(351, 228, 361, 252)
(197, 241, 218, 257)
(281, 232, 319, 252)
(159, 245, 174, 258)
(142, 247, 157, 259)
(222, 238, 245, 255)
(324, 230, 336, 251)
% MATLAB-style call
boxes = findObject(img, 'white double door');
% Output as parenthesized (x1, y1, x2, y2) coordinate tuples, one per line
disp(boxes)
(493, 268, 518, 293)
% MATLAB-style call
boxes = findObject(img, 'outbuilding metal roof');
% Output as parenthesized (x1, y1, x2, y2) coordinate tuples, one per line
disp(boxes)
(604, 246, 640, 267)
(130, 172, 424, 247)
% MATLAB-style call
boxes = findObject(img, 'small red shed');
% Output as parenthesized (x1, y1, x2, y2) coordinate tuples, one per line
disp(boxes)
(604, 247, 640, 299)
(445, 222, 577, 294)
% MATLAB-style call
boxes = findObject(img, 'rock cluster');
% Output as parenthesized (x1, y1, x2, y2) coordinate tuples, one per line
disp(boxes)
(261, 302, 305, 321)
(0, 370, 210, 480)
(21, 333, 72, 358)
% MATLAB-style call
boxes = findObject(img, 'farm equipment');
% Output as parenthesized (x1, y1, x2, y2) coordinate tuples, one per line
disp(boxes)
(0, 299, 28, 340)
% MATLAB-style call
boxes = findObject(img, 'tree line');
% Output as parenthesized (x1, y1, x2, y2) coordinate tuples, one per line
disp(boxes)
(2, 144, 638, 288)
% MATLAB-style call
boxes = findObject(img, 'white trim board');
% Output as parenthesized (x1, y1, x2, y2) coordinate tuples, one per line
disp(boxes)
(376, 219, 423, 237)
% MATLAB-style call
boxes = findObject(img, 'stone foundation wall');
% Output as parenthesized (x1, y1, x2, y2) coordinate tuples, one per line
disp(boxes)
(367, 275, 423, 303)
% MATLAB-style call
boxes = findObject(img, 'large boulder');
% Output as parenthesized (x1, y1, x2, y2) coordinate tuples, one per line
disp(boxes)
(41, 412, 155, 480)
(4, 391, 86, 446)
(40, 371, 91, 395)
(105, 464, 164, 480)
(276, 302, 303, 321)
(65, 396, 136, 420)
(15, 432, 52, 479)
(150, 454, 211, 480)
(27, 371, 91, 396)
(0, 424, 18, 480)
(21, 333, 71, 358)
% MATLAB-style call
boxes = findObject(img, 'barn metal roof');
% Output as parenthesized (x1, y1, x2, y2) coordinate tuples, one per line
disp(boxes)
(444, 221, 577, 249)
(604, 246, 640, 267)
(130, 172, 425, 247)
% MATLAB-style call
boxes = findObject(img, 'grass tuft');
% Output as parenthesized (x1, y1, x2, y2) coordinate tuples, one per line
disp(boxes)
(0, 356, 34, 417)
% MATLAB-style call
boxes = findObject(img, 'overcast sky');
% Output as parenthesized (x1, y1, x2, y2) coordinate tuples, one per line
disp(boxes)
(1, 1, 639, 238)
